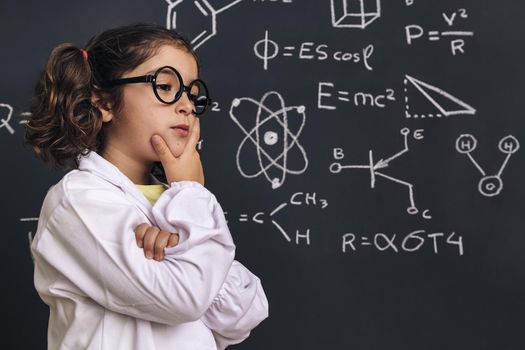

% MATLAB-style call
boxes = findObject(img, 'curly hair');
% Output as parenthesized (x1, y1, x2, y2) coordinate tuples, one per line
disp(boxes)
(25, 23, 198, 170)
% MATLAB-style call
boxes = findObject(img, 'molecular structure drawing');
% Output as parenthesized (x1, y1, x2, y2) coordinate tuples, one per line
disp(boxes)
(330, 128, 430, 218)
(229, 91, 308, 190)
(165, 0, 243, 50)
(456, 134, 519, 197)
(330, 0, 381, 29)
(227, 191, 328, 245)
(239, 202, 308, 244)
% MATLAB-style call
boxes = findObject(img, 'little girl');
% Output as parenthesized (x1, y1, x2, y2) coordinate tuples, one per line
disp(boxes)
(25, 23, 268, 350)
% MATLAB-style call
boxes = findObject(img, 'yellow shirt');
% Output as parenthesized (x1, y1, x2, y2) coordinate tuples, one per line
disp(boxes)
(135, 184, 167, 205)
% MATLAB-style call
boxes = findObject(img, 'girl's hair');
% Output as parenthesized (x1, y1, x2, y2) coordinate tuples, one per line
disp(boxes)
(25, 22, 198, 170)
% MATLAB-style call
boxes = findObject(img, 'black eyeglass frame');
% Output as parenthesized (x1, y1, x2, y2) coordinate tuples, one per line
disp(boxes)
(104, 65, 211, 115)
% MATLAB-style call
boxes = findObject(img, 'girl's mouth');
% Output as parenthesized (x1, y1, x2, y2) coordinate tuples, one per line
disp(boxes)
(171, 124, 189, 137)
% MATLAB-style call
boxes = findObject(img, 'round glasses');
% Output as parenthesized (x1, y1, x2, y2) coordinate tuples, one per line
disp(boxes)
(105, 66, 211, 115)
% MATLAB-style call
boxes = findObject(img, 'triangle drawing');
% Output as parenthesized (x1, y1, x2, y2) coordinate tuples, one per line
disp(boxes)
(405, 75, 476, 117)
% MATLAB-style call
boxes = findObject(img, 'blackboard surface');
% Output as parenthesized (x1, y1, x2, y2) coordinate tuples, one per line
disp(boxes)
(2, 1, 524, 349)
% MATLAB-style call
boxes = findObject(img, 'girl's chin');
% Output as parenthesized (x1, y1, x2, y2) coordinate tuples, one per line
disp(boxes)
(167, 145, 184, 158)
(148, 145, 183, 160)
(163, 134, 187, 157)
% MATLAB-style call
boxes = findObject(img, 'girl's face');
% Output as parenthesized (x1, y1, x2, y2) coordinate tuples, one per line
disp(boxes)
(103, 44, 199, 163)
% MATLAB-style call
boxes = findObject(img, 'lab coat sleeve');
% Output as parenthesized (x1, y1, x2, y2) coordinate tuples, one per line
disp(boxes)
(201, 260, 269, 350)
(32, 179, 235, 325)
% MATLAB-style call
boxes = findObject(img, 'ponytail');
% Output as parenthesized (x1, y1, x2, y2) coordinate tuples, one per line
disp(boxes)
(25, 43, 104, 169)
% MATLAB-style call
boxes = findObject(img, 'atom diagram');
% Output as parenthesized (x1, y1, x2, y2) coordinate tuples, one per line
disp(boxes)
(229, 91, 308, 189)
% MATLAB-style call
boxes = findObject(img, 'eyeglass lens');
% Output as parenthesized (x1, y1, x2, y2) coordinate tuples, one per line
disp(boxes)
(154, 67, 208, 115)
(154, 67, 182, 104)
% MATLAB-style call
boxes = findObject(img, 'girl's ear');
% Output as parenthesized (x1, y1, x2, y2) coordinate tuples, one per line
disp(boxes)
(91, 92, 114, 123)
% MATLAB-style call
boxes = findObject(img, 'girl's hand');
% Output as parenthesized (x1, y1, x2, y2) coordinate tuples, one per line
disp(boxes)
(135, 223, 179, 261)
(150, 118, 204, 186)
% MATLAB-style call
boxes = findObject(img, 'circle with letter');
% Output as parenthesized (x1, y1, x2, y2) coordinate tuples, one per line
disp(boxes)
(455, 134, 477, 154)
(478, 175, 503, 197)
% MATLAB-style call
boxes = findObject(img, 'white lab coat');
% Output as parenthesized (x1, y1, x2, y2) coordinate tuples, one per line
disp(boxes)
(31, 150, 269, 350)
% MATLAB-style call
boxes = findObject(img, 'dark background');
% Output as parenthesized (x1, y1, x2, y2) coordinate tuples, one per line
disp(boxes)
(1, 0, 524, 349)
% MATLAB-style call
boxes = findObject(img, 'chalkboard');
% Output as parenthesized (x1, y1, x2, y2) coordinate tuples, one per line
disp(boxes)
(2, 0, 524, 349)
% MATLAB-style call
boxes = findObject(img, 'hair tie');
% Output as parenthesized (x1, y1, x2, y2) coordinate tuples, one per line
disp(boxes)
(80, 49, 89, 61)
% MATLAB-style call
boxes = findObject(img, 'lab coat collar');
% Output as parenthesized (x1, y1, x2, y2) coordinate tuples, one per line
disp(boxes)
(77, 150, 167, 224)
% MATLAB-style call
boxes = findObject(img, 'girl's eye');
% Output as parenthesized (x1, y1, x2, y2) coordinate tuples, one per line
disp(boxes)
(156, 84, 172, 92)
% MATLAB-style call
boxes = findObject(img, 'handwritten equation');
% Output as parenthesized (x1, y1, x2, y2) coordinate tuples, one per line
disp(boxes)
(254, 30, 374, 71)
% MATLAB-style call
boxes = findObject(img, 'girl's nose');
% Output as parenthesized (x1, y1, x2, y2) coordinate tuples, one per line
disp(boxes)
(175, 91, 195, 116)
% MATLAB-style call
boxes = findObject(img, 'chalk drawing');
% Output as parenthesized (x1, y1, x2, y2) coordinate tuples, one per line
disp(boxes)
(330, 0, 381, 29)
(229, 91, 308, 189)
(165, 0, 243, 49)
(404, 75, 476, 118)
(0, 103, 15, 134)
(330, 128, 431, 218)
(456, 134, 519, 197)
